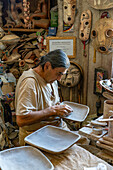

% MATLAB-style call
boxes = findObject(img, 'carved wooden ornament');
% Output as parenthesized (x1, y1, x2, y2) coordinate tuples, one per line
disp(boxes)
(63, 0, 76, 26)
(87, 0, 113, 10)
(91, 18, 113, 54)
(59, 62, 82, 87)
(79, 10, 92, 42)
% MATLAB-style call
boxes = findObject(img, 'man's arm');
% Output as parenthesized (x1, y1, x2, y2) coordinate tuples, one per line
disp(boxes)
(16, 104, 73, 127)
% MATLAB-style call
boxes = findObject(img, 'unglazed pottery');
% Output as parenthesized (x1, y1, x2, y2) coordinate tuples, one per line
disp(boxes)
(0, 146, 54, 170)
(24, 125, 80, 154)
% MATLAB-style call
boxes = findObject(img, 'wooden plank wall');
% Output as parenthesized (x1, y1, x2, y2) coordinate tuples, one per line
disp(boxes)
(57, 0, 113, 114)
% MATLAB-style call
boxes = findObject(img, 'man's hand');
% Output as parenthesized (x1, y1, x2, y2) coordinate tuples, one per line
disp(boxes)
(51, 104, 73, 117)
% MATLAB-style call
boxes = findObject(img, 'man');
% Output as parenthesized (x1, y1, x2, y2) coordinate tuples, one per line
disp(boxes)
(15, 49, 73, 145)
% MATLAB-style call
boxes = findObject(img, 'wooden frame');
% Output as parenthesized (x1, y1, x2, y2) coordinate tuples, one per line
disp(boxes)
(46, 36, 76, 58)
(94, 67, 108, 95)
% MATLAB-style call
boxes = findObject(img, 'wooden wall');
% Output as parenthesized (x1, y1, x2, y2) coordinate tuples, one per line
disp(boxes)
(57, 0, 113, 115)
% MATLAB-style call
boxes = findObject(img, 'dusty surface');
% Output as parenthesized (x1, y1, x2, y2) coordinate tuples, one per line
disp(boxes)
(44, 144, 113, 170)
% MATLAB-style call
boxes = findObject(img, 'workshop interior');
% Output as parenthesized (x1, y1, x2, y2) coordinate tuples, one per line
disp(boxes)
(0, 0, 113, 169)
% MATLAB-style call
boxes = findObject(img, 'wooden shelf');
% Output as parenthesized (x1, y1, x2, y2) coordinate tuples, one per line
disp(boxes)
(3, 28, 41, 33)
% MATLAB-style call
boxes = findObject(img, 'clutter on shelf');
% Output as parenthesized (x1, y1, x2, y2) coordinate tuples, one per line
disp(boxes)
(0, 27, 48, 81)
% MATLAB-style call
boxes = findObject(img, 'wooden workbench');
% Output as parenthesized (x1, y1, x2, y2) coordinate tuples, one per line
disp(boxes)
(78, 116, 113, 165)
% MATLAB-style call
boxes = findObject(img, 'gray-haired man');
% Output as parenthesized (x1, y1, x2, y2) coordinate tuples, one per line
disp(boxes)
(15, 49, 73, 145)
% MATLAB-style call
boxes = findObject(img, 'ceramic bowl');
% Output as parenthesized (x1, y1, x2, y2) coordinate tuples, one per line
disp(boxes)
(92, 126, 103, 135)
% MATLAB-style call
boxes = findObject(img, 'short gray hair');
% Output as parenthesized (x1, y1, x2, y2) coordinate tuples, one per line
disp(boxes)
(38, 49, 70, 70)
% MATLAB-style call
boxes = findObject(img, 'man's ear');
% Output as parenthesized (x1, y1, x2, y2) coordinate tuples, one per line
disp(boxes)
(44, 62, 51, 70)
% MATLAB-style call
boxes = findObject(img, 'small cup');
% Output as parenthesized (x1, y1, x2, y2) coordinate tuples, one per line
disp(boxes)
(103, 100, 113, 118)
(92, 126, 103, 135)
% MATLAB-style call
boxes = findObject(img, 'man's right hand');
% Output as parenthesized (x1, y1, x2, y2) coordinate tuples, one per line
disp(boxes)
(51, 104, 73, 118)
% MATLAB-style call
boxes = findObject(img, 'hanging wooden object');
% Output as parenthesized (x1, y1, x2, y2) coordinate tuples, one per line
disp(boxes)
(79, 10, 92, 57)
(58, 62, 83, 103)
(91, 13, 113, 54)
(23, 0, 30, 28)
(93, 48, 96, 63)
(87, 0, 113, 10)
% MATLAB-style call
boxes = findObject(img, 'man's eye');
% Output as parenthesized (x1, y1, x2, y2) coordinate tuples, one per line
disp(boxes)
(57, 73, 62, 77)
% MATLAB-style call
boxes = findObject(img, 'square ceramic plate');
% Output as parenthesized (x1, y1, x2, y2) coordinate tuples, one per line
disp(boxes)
(24, 125, 80, 154)
(0, 146, 54, 170)
(61, 101, 89, 122)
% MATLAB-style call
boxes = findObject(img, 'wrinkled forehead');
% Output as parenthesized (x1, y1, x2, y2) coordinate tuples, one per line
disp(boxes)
(64, 0, 76, 5)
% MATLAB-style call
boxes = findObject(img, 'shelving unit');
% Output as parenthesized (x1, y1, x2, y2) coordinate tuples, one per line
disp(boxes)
(3, 28, 40, 33)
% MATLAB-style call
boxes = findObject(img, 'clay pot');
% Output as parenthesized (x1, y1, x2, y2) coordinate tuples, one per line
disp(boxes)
(103, 100, 113, 118)
(108, 115, 113, 138)
(92, 126, 103, 135)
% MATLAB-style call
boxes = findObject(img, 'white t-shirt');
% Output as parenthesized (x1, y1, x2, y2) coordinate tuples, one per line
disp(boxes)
(15, 69, 61, 131)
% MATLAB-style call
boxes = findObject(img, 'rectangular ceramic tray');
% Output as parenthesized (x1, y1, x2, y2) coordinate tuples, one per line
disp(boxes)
(24, 125, 80, 154)
(61, 101, 89, 122)
(0, 146, 54, 170)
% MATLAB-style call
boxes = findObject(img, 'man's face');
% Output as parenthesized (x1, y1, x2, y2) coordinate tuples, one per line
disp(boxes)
(44, 64, 67, 83)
